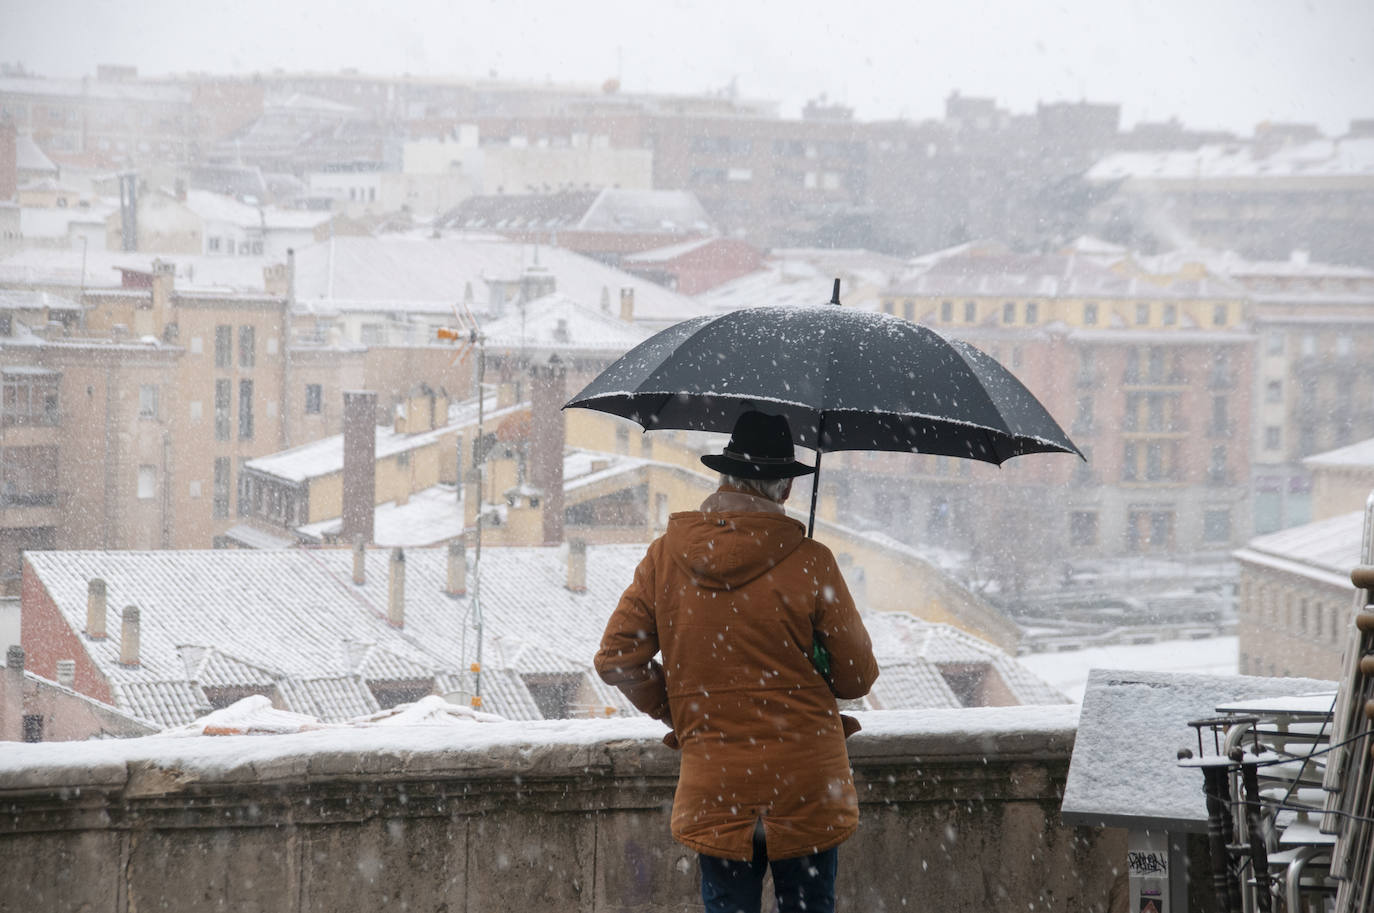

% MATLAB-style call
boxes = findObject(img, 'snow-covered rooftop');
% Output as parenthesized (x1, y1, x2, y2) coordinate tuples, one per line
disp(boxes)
(576, 188, 714, 235)
(0, 248, 274, 293)
(1302, 437, 1374, 470)
(295, 484, 464, 547)
(1088, 138, 1374, 183)
(479, 291, 650, 355)
(245, 396, 522, 484)
(290, 236, 708, 325)
(1233, 511, 1365, 590)
(27, 538, 1064, 730)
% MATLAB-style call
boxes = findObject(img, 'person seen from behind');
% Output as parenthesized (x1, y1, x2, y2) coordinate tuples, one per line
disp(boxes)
(595, 410, 879, 913)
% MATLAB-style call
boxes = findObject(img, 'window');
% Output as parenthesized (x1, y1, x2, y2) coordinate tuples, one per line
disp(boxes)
(305, 384, 322, 415)
(963, 301, 976, 322)
(1265, 426, 1281, 450)
(0, 445, 58, 506)
(1083, 302, 1098, 325)
(360, 323, 384, 346)
(1002, 302, 1015, 324)
(208, 236, 221, 253)
(1211, 396, 1228, 435)
(215, 380, 231, 441)
(1, 370, 60, 426)
(1203, 509, 1231, 543)
(1337, 336, 1352, 356)
(213, 458, 230, 518)
(22, 714, 42, 743)
(238, 380, 254, 440)
(190, 336, 203, 355)
(1212, 304, 1228, 326)
(238, 326, 255, 369)
(1071, 393, 1093, 434)
(1265, 380, 1282, 404)
(1266, 332, 1284, 356)
(1122, 442, 1138, 481)
(1135, 303, 1149, 325)
(903, 300, 914, 321)
(1301, 334, 1316, 356)
(215, 325, 232, 369)
(138, 385, 158, 419)
(1069, 512, 1098, 547)
(1209, 445, 1228, 484)
(1025, 302, 1038, 324)
(1162, 304, 1176, 326)
(137, 465, 156, 499)
(940, 301, 953, 321)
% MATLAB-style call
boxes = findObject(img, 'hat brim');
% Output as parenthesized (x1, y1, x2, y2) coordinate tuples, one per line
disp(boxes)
(701, 453, 816, 480)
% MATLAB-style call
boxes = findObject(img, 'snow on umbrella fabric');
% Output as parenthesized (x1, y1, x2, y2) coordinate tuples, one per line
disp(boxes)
(564, 303, 1082, 531)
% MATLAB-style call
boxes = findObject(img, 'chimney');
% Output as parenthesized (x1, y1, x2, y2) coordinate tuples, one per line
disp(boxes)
(342, 391, 377, 545)
(118, 171, 138, 252)
(3, 646, 23, 742)
(0, 119, 16, 203)
(529, 355, 567, 546)
(446, 539, 467, 596)
(352, 535, 366, 585)
(286, 248, 296, 306)
(151, 259, 175, 329)
(566, 539, 587, 592)
(55, 660, 75, 689)
(619, 287, 635, 322)
(387, 548, 405, 627)
(86, 578, 108, 638)
(263, 262, 290, 297)
(119, 606, 140, 666)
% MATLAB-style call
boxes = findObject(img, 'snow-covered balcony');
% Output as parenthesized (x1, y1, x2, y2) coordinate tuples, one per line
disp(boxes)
(0, 705, 1120, 911)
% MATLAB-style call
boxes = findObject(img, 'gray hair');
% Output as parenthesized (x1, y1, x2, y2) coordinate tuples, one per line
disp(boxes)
(720, 473, 791, 502)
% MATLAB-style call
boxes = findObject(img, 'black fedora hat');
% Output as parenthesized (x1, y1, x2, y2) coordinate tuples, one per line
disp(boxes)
(700, 411, 816, 480)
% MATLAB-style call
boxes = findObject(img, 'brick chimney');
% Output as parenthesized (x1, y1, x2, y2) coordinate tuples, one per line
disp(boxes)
(3, 646, 23, 741)
(86, 578, 108, 639)
(446, 539, 467, 596)
(342, 391, 377, 545)
(0, 119, 16, 203)
(387, 548, 405, 627)
(119, 606, 141, 666)
(528, 355, 567, 546)
(566, 539, 587, 592)
(352, 535, 366, 585)
(56, 660, 75, 689)
(619, 287, 635, 322)
(151, 259, 175, 338)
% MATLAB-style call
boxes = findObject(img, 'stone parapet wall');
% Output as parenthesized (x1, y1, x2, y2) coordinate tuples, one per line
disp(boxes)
(0, 707, 1124, 912)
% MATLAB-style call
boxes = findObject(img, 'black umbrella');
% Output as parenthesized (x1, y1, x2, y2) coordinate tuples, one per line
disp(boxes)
(565, 284, 1082, 536)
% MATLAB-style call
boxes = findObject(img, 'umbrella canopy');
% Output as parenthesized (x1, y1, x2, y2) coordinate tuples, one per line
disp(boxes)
(565, 303, 1082, 464)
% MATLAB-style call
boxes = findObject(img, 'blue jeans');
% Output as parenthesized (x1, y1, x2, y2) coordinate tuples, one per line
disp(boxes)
(698, 824, 838, 913)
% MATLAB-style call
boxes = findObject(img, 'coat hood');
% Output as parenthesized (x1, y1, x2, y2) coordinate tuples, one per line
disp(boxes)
(664, 509, 807, 590)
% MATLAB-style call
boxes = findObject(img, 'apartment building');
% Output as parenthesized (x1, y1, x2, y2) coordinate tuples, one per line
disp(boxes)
(852, 242, 1253, 560)
(1234, 438, 1373, 679)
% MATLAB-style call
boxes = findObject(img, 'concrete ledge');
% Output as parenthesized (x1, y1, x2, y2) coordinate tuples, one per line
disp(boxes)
(0, 706, 1117, 912)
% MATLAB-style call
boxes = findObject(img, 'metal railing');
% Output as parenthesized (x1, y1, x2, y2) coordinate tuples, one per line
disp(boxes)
(1324, 490, 1374, 913)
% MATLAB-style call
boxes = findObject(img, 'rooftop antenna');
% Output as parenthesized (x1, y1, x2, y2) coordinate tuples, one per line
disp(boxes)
(438, 299, 487, 709)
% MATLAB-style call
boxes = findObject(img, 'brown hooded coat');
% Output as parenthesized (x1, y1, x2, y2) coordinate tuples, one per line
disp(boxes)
(595, 489, 879, 861)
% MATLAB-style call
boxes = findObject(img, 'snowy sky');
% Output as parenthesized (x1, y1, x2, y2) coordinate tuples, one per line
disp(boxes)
(1, 0, 1371, 135)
